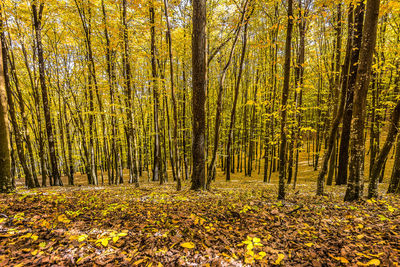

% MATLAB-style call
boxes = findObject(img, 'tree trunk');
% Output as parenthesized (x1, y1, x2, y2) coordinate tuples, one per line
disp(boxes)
(149, 1, 161, 183)
(344, 0, 380, 201)
(163, 0, 182, 190)
(388, 134, 400, 194)
(1, 22, 36, 188)
(336, 1, 365, 185)
(278, 0, 293, 200)
(32, 2, 62, 186)
(206, 5, 247, 189)
(191, 0, 207, 190)
(367, 99, 400, 198)
(326, 3, 342, 186)
(226, 10, 251, 182)
(122, 0, 139, 187)
(0, 31, 13, 193)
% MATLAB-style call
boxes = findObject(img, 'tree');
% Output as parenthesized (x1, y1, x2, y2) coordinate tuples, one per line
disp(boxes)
(345, 0, 381, 201)
(122, 0, 139, 187)
(336, 1, 365, 185)
(32, 1, 62, 186)
(0, 31, 13, 193)
(1, 13, 37, 188)
(278, 0, 294, 200)
(388, 134, 400, 194)
(163, 0, 182, 190)
(226, 4, 252, 182)
(191, 0, 207, 190)
(367, 99, 400, 198)
(149, 0, 162, 183)
(207, 0, 248, 189)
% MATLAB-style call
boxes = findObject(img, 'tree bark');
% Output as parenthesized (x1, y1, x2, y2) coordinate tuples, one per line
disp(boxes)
(388, 134, 400, 194)
(32, 2, 62, 186)
(0, 30, 13, 193)
(226, 10, 251, 182)
(278, 0, 293, 200)
(191, 0, 207, 190)
(206, 3, 248, 189)
(149, 1, 162, 183)
(337, 2, 365, 185)
(367, 99, 400, 198)
(345, 0, 380, 201)
(163, 0, 182, 190)
(122, 0, 139, 187)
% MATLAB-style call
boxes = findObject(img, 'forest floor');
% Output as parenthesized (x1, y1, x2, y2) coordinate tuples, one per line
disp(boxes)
(0, 172, 399, 266)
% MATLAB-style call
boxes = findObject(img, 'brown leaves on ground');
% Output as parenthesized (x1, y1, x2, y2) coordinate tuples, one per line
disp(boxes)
(0, 181, 399, 266)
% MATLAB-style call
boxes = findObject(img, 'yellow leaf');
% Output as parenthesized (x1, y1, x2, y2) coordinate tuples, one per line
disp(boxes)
(221, 252, 230, 258)
(31, 249, 38, 256)
(275, 253, 285, 265)
(356, 252, 371, 259)
(254, 251, 267, 260)
(118, 232, 128, 237)
(57, 214, 71, 223)
(305, 242, 313, 247)
(78, 234, 87, 242)
(102, 238, 109, 247)
(180, 242, 195, 249)
(357, 259, 381, 266)
(31, 234, 39, 241)
(245, 256, 254, 264)
(329, 254, 349, 264)
(357, 234, 365, 239)
(39, 242, 46, 248)
(113, 236, 119, 243)
(133, 259, 145, 265)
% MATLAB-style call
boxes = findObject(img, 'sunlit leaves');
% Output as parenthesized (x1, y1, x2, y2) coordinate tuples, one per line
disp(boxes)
(1, 184, 399, 265)
(180, 242, 195, 249)
(274, 253, 285, 265)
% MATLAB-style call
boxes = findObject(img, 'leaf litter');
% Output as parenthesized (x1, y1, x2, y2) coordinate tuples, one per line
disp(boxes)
(0, 181, 399, 266)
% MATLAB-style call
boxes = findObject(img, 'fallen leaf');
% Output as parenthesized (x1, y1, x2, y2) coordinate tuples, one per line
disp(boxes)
(180, 242, 195, 249)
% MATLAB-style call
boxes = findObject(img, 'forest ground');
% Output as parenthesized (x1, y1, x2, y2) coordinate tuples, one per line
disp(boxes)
(1, 165, 399, 266)
(0, 144, 398, 266)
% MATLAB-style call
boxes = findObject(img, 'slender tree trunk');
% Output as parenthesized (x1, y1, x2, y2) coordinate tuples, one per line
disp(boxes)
(368, 99, 400, 198)
(293, 0, 307, 189)
(248, 70, 258, 177)
(0, 32, 13, 193)
(32, 2, 62, 186)
(6, 37, 40, 187)
(278, 0, 293, 200)
(182, 62, 189, 181)
(388, 134, 400, 194)
(191, 0, 207, 190)
(336, 1, 365, 185)
(122, 0, 139, 187)
(1, 23, 36, 188)
(163, 0, 181, 190)
(150, 2, 161, 183)
(206, 6, 247, 188)
(345, 0, 380, 201)
(226, 11, 251, 182)
(64, 104, 74, 185)
(326, 3, 342, 186)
